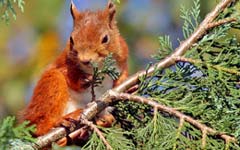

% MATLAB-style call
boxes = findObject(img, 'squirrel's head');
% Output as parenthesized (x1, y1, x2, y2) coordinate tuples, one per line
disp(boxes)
(67, 1, 120, 73)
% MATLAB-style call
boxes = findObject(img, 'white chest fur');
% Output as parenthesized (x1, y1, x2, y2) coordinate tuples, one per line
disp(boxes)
(63, 76, 113, 115)
(63, 88, 83, 115)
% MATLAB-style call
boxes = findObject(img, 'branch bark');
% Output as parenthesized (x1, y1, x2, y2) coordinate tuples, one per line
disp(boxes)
(33, 0, 237, 149)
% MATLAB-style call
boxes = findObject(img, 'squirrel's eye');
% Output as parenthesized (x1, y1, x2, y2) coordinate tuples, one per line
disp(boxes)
(101, 35, 109, 44)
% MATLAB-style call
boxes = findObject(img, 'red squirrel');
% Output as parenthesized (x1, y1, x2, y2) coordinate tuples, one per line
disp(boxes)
(19, 1, 128, 136)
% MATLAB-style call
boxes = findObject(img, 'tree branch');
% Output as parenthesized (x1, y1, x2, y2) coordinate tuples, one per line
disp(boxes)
(109, 92, 237, 144)
(113, 0, 235, 93)
(33, 0, 237, 149)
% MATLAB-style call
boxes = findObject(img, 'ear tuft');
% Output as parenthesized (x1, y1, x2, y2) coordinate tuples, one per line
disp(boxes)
(70, 1, 79, 20)
(107, 1, 116, 13)
(108, 1, 114, 9)
(106, 1, 116, 29)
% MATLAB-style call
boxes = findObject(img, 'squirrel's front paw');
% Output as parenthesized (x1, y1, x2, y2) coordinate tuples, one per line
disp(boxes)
(57, 118, 90, 146)
(95, 107, 115, 127)
(58, 118, 79, 133)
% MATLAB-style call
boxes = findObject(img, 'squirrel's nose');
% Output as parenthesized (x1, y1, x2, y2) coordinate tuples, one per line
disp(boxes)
(81, 59, 91, 65)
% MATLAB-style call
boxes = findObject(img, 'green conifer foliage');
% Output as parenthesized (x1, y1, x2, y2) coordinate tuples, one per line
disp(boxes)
(0, 0, 24, 23)
(2, 0, 240, 149)
(0, 116, 35, 150)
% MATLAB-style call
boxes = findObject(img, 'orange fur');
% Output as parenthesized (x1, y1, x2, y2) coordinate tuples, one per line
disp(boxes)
(21, 69, 69, 136)
(19, 1, 128, 137)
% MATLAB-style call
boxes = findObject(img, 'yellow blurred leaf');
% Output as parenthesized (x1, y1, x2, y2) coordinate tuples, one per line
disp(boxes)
(33, 31, 60, 73)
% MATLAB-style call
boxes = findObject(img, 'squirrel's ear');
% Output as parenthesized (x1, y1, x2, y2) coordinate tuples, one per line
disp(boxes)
(70, 1, 80, 20)
(105, 1, 116, 29)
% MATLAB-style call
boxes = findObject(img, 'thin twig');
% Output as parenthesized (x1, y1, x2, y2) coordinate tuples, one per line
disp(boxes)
(173, 117, 185, 150)
(91, 81, 96, 102)
(201, 128, 207, 149)
(225, 137, 230, 150)
(109, 91, 237, 143)
(206, 17, 237, 29)
(153, 107, 158, 134)
(82, 119, 113, 150)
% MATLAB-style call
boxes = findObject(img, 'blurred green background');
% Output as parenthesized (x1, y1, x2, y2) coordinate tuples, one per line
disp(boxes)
(0, 0, 238, 119)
